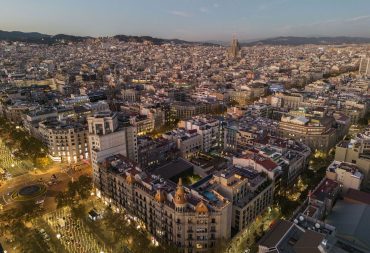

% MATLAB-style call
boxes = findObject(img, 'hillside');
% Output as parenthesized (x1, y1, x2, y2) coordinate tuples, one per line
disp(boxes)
(242, 36, 370, 46)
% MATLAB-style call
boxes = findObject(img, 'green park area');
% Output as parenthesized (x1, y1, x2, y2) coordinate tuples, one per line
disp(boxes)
(0, 117, 52, 178)
(1, 173, 178, 253)
(52, 175, 178, 253)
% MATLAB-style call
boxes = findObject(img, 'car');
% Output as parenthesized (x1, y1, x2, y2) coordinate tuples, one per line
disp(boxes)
(35, 199, 44, 205)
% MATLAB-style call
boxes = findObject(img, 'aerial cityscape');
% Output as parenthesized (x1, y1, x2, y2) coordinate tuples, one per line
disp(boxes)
(0, 1, 370, 253)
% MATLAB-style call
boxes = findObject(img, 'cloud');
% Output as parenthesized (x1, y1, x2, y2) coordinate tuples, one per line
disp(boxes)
(282, 15, 370, 32)
(169, 10, 191, 18)
(200, 7, 209, 13)
(258, 0, 289, 11)
(213, 3, 220, 8)
(278, 15, 370, 37)
(346, 15, 370, 22)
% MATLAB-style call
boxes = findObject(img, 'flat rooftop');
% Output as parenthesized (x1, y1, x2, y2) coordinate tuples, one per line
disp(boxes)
(151, 158, 193, 181)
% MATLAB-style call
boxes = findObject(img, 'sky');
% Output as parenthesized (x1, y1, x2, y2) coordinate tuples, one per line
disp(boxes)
(1, 0, 370, 41)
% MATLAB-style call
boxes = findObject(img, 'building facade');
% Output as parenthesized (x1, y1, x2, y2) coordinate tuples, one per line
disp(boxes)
(87, 111, 138, 185)
(38, 120, 89, 162)
(95, 154, 232, 253)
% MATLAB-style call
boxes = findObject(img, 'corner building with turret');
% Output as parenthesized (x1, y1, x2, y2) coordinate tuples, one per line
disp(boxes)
(94, 154, 232, 253)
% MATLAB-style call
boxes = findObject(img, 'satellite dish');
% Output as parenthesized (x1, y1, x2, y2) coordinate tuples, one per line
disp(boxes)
(315, 223, 320, 229)
(299, 216, 304, 221)
(294, 219, 298, 224)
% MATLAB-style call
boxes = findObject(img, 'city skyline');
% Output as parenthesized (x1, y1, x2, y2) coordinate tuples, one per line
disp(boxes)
(0, 1, 370, 253)
(1, 0, 370, 41)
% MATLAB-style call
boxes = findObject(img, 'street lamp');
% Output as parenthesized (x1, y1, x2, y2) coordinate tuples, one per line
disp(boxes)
(56, 233, 61, 239)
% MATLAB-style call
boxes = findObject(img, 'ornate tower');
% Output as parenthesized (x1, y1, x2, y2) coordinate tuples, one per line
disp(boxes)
(174, 178, 187, 211)
(228, 35, 241, 59)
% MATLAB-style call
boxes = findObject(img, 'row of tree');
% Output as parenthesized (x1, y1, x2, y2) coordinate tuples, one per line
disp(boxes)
(0, 117, 51, 168)
(0, 202, 53, 253)
(56, 175, 93, 208)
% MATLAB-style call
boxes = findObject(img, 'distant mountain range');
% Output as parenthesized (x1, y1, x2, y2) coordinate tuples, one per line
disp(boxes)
(242, 36, 370, 46)
(0, 30, 89, 44)
(1, 30, 370, 46)
(0, 30, 212, 45)
(113, 34, 215, 46)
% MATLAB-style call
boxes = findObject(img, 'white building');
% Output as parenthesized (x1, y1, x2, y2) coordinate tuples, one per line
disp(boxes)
(326, 161, 364, 192)
(39, 120, 89, 163)
(181, 116, 221, 152)
(87, 111, 138, 186)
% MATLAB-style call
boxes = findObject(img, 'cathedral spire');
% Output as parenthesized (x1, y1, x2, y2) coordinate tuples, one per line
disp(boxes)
(228, 35, 241, 59)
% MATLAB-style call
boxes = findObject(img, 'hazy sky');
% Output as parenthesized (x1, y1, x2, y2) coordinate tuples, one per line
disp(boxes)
(1, 0, 370, 41)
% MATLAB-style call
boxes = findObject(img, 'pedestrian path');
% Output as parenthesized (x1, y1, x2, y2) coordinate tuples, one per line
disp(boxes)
(0, 139, 30, 177)
(44, 207, 113, 253)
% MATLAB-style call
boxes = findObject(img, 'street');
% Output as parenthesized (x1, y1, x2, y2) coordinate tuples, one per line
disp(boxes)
(0, 162, 91, 211)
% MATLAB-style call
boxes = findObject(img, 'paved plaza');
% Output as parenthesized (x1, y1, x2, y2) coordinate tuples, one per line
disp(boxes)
(0, 139, 32, 177)
(44, 207, 113, 253)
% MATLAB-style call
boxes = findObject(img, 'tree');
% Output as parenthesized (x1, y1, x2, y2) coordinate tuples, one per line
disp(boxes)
(56, 190, 75, 208)
(207, 238, 230, 253)
(71, 175, 93, 199)
(71, 203, 86, 218)
(35, 157, 52, 168)
(56, 175, 92, 207)
(130, 230, 151, 253)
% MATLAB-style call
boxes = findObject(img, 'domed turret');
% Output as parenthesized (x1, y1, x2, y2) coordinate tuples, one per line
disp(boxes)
(174, 178, 187, 205)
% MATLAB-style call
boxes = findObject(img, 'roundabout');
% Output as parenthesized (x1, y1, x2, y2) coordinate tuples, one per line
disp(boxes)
(11, 184, 47, 202)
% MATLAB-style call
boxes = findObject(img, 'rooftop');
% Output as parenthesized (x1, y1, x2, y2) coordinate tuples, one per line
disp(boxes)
(311, 178, 339, 202)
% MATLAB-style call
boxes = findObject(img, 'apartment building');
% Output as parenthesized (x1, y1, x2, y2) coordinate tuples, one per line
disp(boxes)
(162, 129, 202, 159)
(137, 137, 178, 170)
(274, 92, 304, 109)
(181, 116, 221, 152)
(38, 120, 89, 162)
(95, 154, 232, 253)
(23, 107, 58, 138)
(171, 102, 223, 120)
(279, 115, 338, 151)
(326, 161, 363, 192)
(129, 115, 154, 136)
(87, 111, 138, 185)
(193, 165, 274, 232)
(335, 126, 370, 180)
(233, 153, 281, 181)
